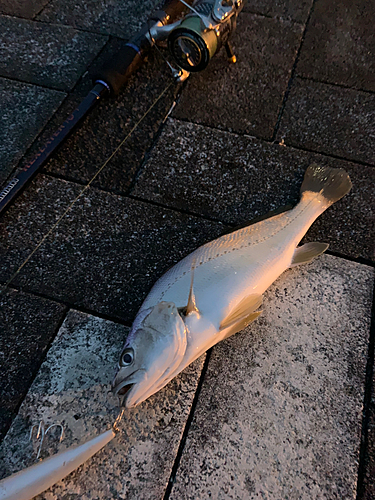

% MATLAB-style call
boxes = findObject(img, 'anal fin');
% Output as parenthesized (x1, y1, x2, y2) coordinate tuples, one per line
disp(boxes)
(291, 242, 329, 267)
(221, 310, 262, 341)
(220, 294, 262, 330)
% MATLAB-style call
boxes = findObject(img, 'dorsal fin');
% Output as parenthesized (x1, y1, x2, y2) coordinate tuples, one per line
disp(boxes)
(186, 262, 198, 315)
(179, 260, 199, 317)
(220, 294, 262, 330)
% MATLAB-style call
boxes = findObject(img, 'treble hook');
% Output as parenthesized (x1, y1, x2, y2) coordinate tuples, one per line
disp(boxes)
(30, 420, 64, 460)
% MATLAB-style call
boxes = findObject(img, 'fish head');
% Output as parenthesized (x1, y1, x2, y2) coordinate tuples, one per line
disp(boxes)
(112, 301, 187, 408)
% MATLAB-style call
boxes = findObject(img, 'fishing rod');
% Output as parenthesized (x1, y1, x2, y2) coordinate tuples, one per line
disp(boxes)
(0, 0, 245, 216)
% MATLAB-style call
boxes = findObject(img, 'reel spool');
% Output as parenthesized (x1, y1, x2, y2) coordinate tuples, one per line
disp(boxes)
(167, 0, 245, 72)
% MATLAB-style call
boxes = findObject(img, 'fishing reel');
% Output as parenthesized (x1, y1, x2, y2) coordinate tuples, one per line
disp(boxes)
(150, 0, 245, 75)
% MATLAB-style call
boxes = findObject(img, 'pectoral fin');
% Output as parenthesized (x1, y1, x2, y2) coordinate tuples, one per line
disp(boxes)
(221, 310, 263, 340)
(220, 293, 262, 330)
(291, 242, 329, 267)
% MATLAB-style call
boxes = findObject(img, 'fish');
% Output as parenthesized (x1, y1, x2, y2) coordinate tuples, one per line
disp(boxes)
(112, 164, 352, 408)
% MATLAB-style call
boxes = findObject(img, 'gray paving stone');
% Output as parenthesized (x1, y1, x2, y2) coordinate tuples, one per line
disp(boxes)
(0, 0, 48, 18)
(43, 43, 181, 194)
(0, 310, 205, 499)
(278, 78, 375, 167)
(0, 78, 65, 187)
(37, 0, 158, 39)
(0, 16, 107, 91)
(0, 288, 66, 442)
(362, 368, 375, 500)
(0, 175, 226, 323)
(297, 0, 375, 92)
(172, 13, 303, 140)
(244, 0, 313, 24)
(133, 119, 375, 261)
(170, 255, 374, 500)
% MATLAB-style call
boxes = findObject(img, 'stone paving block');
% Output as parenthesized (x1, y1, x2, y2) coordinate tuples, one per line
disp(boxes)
(362, 367, 375, 500)
(0, 77, 65, 187)
(0, 175, 226, 323)
(0, 0, 48, 18)
(43, 43, 180, 194)
(297, 0, 375, 92)
(133, 119, 375, 261)
(0, 16, 107, 91)
(0, 310, 205, 499)
(169, 255, 374, 499)
(244, 0, 313, 24)
(278, 78, 375, 167)
(38, 0, 158, 39)
(172, 13, 303, 140)
(0, 288, 66, 442)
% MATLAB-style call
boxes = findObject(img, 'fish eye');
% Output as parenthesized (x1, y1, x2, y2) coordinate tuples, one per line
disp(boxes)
(120, 348, 134, 367)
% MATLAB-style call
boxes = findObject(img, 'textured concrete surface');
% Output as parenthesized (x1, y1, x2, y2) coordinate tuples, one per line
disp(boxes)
(1, 0, 375, 498)
(0, 0, 49, 18)
(297, 0, 375, 92)
(362, 368, 375, 500)
(0, 16, 107, 91)
(170, 255, 374, 499)
(38, 0, 158, 39)
(44, 46, 180, 193)
(244, 0, 313, 23)
(0, 288, 66, 441)
(0, 78, 65, 186)
(173, 13, 303, 139)
(278, 78, 375, 166)
(133, 119, 375, 260)
(0, 310, 205, 499)
(0, 175, 226, 322)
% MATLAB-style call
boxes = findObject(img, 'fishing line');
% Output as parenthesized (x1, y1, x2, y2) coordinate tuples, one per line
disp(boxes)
(0, 78, 175, 296)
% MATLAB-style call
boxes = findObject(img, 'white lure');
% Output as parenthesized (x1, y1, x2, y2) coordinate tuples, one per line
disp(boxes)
(0, 429, 115, 500)
(112, 164, 352, 407)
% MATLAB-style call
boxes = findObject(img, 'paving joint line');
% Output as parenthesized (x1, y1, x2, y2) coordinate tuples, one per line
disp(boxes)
(163, 348, 212, 500)
(164, 117, 375, 170)
(1, 283, 134, 328)
(0, 305, 69, 445)
(297, 74, 375, 96)
(271, 0, 317, 142)
(0, 35, 115, 191)
(32, 0, 55, 19)
(356, 278, 375, 499)
(243, 8, 305, 26)
(1, 11, 120, 39)
(0, 73, 68, 94)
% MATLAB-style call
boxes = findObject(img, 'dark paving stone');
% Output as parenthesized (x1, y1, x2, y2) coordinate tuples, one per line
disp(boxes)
(0, 0, 48, 18)
(297, 0, 375, 92)
(0, 78, 65, 187)
(37, 0, 158, 39)
(0, 288, 66, 442)
(244, 0, 313, 24)
(42, 41, 180, 194)
(173, 13, 303, 140)
(362, 369, 375, 500)
(0, 175, 226, 322)
(278, 78, 375, 166)
(133, 119, 375, 261)
(0, 15, 107, 91)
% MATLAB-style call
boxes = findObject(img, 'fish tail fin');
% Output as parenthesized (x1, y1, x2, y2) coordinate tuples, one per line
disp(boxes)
(300, 164, 352, 205)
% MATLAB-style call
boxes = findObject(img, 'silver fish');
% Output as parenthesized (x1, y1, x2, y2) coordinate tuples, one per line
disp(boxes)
(112, 164, 352, 407)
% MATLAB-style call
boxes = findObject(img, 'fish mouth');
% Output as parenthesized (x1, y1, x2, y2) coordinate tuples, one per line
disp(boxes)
(112, 370, 145, 407)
